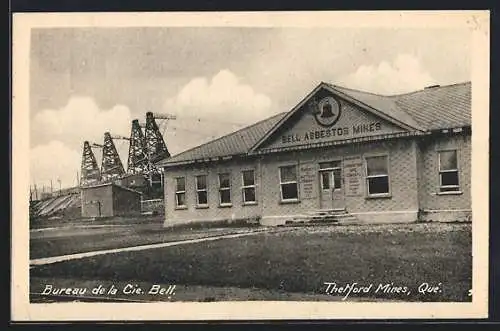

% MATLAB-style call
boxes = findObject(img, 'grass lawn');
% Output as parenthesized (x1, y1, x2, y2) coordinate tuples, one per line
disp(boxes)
(30, 223, 472, 302)
(30, 224, 262, 259)
(30, 215, 164, 230)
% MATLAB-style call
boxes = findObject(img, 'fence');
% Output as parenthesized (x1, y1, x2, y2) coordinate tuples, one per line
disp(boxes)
(141, 199, 164, 215)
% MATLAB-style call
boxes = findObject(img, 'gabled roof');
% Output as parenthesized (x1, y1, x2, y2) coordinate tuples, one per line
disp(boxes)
(330, 82, 471, 131)
(250, 82, 427, 153)
(157, 81, 471, 167)
(391, 82, 471, 130)
(156, 112, 287, 166)
(327, 83, 425, 130)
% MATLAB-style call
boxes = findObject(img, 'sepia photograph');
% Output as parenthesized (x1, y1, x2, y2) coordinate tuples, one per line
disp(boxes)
(12, 10, 490, 320)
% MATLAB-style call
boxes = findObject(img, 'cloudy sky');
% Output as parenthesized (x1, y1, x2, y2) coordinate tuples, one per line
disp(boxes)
(29, 27, 471, 189)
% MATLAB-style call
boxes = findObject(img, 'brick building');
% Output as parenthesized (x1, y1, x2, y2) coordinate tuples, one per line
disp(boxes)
(156, 81, 471, 226)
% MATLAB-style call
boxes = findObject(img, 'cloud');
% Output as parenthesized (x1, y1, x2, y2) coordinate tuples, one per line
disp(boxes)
(29, 71, 272, 187)
(337, 54, 438, 95)
(166, 69, 272, 120)
(163, 70, 276, 154)
(32, 97, 133, 148)
(31, 97, 133, 188)
(30, 140, 82, 189)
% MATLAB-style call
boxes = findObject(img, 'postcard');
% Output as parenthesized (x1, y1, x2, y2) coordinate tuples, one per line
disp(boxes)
(11, 10, 490, 321)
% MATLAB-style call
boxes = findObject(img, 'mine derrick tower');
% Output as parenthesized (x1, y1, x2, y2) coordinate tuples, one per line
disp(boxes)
(127, 119, 149, 175)
(100, 132, 126, 182)
(145, 111, 172, 164)
(80, 141, 101, 186)
(144, 111, 174, 186)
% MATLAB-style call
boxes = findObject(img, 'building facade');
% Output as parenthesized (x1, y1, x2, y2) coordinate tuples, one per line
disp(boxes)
(157, 81, 471, 226)
(81, 182, 142, 218)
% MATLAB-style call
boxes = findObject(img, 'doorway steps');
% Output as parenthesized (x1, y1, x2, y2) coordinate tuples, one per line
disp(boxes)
(290, 208, 359, 225)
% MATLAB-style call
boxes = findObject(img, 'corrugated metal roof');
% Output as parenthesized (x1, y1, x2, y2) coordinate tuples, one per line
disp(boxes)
(157, 112, 287, 166)
(158, 82, 471, 166)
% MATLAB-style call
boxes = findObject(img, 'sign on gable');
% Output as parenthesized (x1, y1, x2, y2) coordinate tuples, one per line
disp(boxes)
(265, 94, 407, 150)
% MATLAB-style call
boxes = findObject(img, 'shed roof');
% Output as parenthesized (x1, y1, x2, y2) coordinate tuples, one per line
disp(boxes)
(81, 182, 143, 195)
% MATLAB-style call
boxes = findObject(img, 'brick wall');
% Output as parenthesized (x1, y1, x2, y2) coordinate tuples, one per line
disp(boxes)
(164, 159, 263, 226)
(163, 137, 422, 226)
(417, 133, 472, 222)
(259, 152, 319, 223)
(259, 138, 419, 224)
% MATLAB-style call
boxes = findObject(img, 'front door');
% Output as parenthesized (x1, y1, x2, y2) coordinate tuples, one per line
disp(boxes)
(319, 160, 345, 210)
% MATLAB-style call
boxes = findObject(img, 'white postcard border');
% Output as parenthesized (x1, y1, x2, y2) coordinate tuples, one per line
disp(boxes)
(11, 10, 490, 321)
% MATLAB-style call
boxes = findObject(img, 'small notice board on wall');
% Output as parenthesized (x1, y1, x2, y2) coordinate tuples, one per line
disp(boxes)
(344, 156, 364, 197)
(299, 162, 317, 199)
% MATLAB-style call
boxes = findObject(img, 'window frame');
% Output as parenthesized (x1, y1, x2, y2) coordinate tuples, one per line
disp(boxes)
(241, 169, 257, 205)
(195, 174, 209, 208)
(320, 170, 332, 191)
(218, 172, 232, 207)
(364, 153, 391, 198)
(438, 149, 461, 193)
(279, 164, 300, 202)
(319, 160, 342, 191)
(174, 176, 187, 209)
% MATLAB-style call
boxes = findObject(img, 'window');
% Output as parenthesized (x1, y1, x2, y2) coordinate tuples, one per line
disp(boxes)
(280, 165, 299, 201)
(319, 161, 341, 190)
(333, 168, 341, 189)
(195, 175, 208, 206)
(320, 171, 331, 190)
(242, 170, 256, 204)
(365, 155, 390, 196)
(175, 177, 186, 208)
(439, 150, 460, 192)
(218, 173, 232, 205)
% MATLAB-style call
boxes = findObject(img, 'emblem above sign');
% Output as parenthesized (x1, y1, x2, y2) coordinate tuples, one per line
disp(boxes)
(313, 96, 341, 127)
